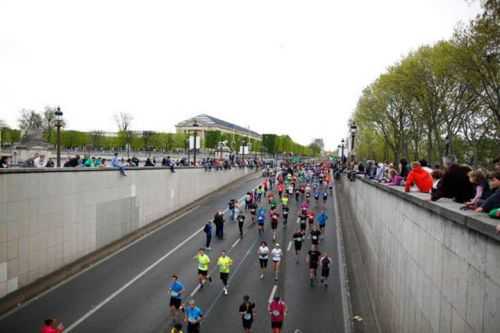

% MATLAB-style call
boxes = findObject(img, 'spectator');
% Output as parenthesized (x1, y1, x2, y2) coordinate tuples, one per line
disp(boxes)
(0, 156, 10, 168)
(46, 158, 55, 168)
(431, 169, 443, 192)
(399, 158, 410, 179)
(99, 158, 108, 168)
(64, 155, 80, 167)
(145, 158, 155, 167)
(34, 154, 47, 168)
(419, 160, 433, 174)
(386, 168, 403, 186)
(111, 153, 127, 176)
(40, 318, 64, 333)
(431, 159, 474, 203)
(404, 161, 433, 193)
(475, 171, 500, 214)
(464, 169, 491, 209)
(374, 162, 386, 182)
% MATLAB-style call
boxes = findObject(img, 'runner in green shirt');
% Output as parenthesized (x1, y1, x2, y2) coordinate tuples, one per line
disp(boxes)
(217, 250, 233, 295)
(195, 248, 212, 289)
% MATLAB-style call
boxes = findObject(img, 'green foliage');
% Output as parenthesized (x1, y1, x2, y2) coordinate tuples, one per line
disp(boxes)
(205, 130, 222, 149)
(352, 3, 499, 166)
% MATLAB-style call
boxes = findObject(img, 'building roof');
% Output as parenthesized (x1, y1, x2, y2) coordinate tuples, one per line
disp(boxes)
(176, 114, 261, 138)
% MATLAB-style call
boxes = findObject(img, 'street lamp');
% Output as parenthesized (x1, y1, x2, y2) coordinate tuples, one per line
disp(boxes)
(350, 121, 358, 152)
(338, 139, 345, 164)
(55, 106, 64, 167)
(241, 140, 248, 161)
(192, 120, 200, 166)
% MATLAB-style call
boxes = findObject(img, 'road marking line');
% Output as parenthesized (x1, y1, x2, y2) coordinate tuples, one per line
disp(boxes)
(268, 285, 278, 303)
(189, 284, 201, 298)
(231, 238, 241, 248)
(287, 241, 292, 252)
(64, 224, 205, 332)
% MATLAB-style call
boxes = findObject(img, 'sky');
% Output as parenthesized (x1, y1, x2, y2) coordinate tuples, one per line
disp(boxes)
(0, 0, 481, 150)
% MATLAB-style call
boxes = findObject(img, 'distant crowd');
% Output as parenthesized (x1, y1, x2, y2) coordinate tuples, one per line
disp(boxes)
(0, 152, 261, 171)
(345, 156, 500, 221)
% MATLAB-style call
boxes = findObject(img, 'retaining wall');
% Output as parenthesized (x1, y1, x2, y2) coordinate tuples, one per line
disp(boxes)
(338, 176, 500, 333)
(0, 167, 252, 298)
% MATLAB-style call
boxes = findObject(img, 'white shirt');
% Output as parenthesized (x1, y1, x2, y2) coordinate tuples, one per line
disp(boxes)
(258, 246, 269, 259)
(271, 248, 282, 262)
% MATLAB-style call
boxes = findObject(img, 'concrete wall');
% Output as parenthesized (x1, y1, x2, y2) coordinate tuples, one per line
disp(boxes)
(0, 167, 252, 298)
(339, 177, 500, 333)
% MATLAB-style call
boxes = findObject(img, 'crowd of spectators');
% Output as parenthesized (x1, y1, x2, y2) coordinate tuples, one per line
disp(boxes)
(347, 156, 500, 221)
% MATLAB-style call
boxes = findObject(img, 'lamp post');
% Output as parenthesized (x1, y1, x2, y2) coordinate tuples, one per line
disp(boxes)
(192, 120, 200, 166)
(55, 106, 64, 167)
(350, 121, 358, 153)
(338, 139, 345, 164)
(241, 140, 247, 161)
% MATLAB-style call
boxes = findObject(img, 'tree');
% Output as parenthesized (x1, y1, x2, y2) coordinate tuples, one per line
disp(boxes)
(114, 112, 134, 155)
(89, 131, 105, 150)
(205, 130, 222, 149)
(18, 109, 42, 133)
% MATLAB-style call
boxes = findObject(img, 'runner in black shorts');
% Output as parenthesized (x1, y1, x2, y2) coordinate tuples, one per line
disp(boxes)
(239, 295, 255, 333)
(270, 210, 279, 242)
(307, 248, 322, 287)
(258, 241, 270, 279)
(299, 213, 307, 232)
(310, 225, 321, 249)
(282, 206, 289, 228)
(237, 211, 245, 239)
(320, 253, 333, 288)
(249, 202, 257, 224)
(292, 229, 304, 263)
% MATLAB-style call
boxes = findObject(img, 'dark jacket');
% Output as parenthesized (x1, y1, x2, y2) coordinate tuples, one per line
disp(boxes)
(431, 164, 474, 203)
(481, 189, 500, 213)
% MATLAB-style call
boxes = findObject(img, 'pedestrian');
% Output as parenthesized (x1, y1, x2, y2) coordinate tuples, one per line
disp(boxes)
(169, 274, 185, 321)
(203, 220, 212, 250)
(237, 211, 245, 239)
(258, 241, 270, 279)
(213, 211, 225, 240)
(184, 300, 204, 333)
(239, 295, 256, 333)
(195, 249, 212, 289)
(40, 319, 64, 333)
(268, 296, 287, 333)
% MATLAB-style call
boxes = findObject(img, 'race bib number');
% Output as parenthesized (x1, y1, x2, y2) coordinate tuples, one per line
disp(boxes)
(170, 291, 179, 297)
(244, 313, 252, 320)
(272, 310, 280, 317)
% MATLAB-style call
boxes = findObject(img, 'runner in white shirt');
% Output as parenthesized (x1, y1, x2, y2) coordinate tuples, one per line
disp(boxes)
(258, 241, 270, 279)
(271, 244, 283, 281)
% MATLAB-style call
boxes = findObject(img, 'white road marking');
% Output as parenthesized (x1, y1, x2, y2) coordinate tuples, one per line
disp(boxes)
(189, 284, 201, 297)
(268, 284, 278, 303)
(231, 238, 241, 248)
(64, 224, 205, 332)
(287, 241, 292, 252)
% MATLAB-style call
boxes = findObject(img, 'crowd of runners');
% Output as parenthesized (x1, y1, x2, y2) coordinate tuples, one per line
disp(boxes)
(166, 160, 335, 333)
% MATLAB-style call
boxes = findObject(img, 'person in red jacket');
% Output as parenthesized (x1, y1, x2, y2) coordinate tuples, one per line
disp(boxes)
(405, 162, 433, 193)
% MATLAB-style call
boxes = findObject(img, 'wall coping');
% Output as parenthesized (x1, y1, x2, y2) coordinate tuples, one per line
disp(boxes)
(353, 175, 500, 242)
(0, 166, 254, 175)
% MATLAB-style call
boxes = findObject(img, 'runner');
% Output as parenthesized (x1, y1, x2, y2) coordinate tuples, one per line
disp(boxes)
(239, 295, 256, 333)
(314, 190, 320, 206)
(258, 241, 270, 279)
(237, 211, 246, 239)
(282, 205, 289, 228)
(316, 210, 328, 236)
(203, 220, 212, 250)
(310, 224, 322, 248)
(277, 182, 285, 199)
(270, 209, 280, 242)
(228, 199, 236, 221)
(307, 210, 315, 233)
(249, 201, 257, 224)
(307, 248, 322, 286)
(292, 228, 305, 263)
(170, 323, 184, 333)
(195, 248, 212, 289)
(320, 253, 333, 288)
(299, 210, 307, 233)
(245, 192, 252, 211)
(322, 190, 328, 204)
(257, 207, 266, 237)
(268, 296, 287, 333)
(271, 243, 283, 281)
(267, 191, 274, 205)
(295, 188, 300, 202)
(41, 319, 64, 333)
(281, 194, 289, 208)
(168, 274, 185, 320)
(217, 250, 233, 295)
(184, 300, 204, 333)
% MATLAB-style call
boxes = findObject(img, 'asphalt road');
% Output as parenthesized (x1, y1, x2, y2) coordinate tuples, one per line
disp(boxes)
(0, 175, 346, 333)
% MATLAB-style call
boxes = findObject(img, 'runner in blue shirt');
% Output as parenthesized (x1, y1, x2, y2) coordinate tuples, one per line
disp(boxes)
(257, 207, 266, 237)
(169, 274, 185, 320)
(184, 300, 204, 333)
(316, 210, 328, 236)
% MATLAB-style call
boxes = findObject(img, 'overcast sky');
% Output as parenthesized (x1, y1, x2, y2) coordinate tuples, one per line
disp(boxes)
(0, 0, 481, 150)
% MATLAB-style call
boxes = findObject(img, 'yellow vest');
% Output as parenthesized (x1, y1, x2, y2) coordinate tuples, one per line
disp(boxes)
(217, 256, 233, 273)
(197, 254, 210, 271)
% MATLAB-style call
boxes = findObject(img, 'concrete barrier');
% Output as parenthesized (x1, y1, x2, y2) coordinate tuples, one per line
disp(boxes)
(338, 176, 500, 333)
(0, 167, 253, 299)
